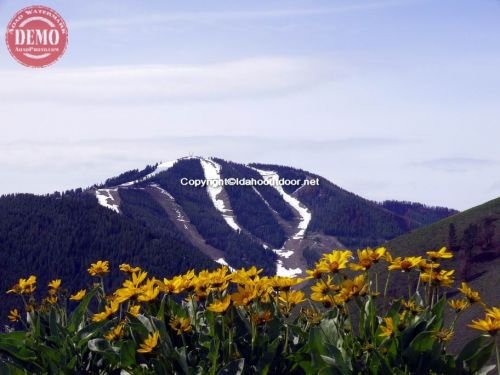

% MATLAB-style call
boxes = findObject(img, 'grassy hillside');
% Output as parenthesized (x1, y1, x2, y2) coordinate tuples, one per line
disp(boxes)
(384, 197, 500, 354)
(386, 197, 500, 256)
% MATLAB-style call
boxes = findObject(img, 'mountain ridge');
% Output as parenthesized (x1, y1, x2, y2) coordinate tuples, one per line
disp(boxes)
(0, 156, 460, 323)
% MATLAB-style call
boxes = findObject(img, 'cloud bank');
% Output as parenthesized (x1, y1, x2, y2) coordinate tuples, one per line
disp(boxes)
(0, 58, 333, 104)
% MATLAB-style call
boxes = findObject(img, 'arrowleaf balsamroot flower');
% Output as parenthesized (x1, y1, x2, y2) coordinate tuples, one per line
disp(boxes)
(137, 331, 160, 353)
(426, 247, 453, 260)
(69, 289, 86, 301)
(104, 322, 125, 341)
(231, 266, 263, 284)
(379, 317, 395, 338)
(434, 328, 454, 343)
(169, 317, 192, 335)
(270, 276, 305, 291)
(279, 290, 305, 307)
(367, 247, 387, 263)
(310, 276, 338, 302)
(48, 279, 61, 290)
(388, 257, 422, 272)
(128, 304, 141, 317)
(448, 298, 469, 312)
(420, 269, 455, 288)
(119, 263, 141, 274)
(207, 295, 231, 313)
(317, 249, 353, 274)
(88, 260, 109, 277)
(92, 301, 119, 322)
(339, 274, 368, 301)
(485, 306, 500, 321)
(458, 282, 481, 304)
(8, 308, 21, 322)
(349, 249, 375, 271)
(231, 284, 258, 306)
(468, 316, 500, 336)
(7, 275, 37, 295)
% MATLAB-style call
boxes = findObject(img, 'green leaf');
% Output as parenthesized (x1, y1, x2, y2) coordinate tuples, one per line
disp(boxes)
(68, 288, 97, 333)
(457, 336, 490, 362)
(409, 331, 435, 352)
(119, 340, 137, 367)
(465, 341, 494, 373)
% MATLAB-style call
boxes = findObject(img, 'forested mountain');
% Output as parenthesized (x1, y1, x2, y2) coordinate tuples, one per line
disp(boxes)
(0, 156, 459, 323)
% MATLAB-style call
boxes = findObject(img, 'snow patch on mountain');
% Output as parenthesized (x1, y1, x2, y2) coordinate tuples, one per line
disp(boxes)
(251, 167, 312, 277)
(276, 261, 302, 277)
(95, 189, 120, 213)
(215, 258, 235, 272)
(199, 158, 241, 231)
(120, 160, 177, 187)
(252, 168, 311, 240)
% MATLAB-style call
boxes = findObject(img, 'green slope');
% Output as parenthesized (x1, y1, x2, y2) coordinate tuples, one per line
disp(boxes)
(384, 197, 500, 354)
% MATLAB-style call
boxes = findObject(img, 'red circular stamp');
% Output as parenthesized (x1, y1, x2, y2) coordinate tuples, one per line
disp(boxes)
(5, 5, 68, 68)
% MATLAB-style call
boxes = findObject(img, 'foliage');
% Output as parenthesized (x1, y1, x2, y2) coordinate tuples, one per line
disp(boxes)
(1, 247, 498, 374)
(0, 193, 214, 326)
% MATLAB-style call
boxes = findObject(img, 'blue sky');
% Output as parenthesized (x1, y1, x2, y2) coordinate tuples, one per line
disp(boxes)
(0, 0, 499, 210)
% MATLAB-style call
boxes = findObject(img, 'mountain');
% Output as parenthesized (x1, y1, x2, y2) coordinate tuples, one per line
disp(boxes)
(0, 156, 457, 322)
(384, 197, 500, 352)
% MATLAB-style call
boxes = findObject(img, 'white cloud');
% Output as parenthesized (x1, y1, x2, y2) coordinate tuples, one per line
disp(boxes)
(0, 57, 333, 104)
(69, 1, 417, 30)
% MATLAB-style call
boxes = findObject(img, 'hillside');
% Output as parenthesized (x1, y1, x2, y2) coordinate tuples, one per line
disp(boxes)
(384, 197, 500, 353)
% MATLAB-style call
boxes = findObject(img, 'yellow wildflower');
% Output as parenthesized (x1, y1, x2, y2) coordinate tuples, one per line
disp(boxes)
(8, 308, 21, 322)
(458, 282, 481, 304)
(401, 299, 423, 314)
(319, 250, 352, 273)
(119, 263, 141, 273)
(48, 279, 61, 290)
(104, 322, 125, 341)
(128, 304, 141, 317)
(162, 276, 187, 294)
(368, 247, 387, 263)
(434, 328, 454, 343)
(279, 290, 305, 307)
(92, 301, 120, 322)
(379, 317, 395, 338)
(448, 299, 469, 313)
(349, 249, 374, 271)
(485, 306, 500, 321)
(426, 247, 453, 260)
(137, 331, 160, 353)
(418, 259, 440, 272)
(231, 266, 263, 284)
(136, 278, 160, 302)
(231, 284, 258, 306)
(88, 260, 109, 277)
(388, 257, 422, 272)
(169, 317, 192, 335)
(7, 275, 37, 295)
(207, 296, 231, 313)
(468, 316, 499, 336)
(339, 274, 368, 301)
(270, 276, 304, 291)
(69, 289, 87, 301)
(420, 269, 455, 288)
